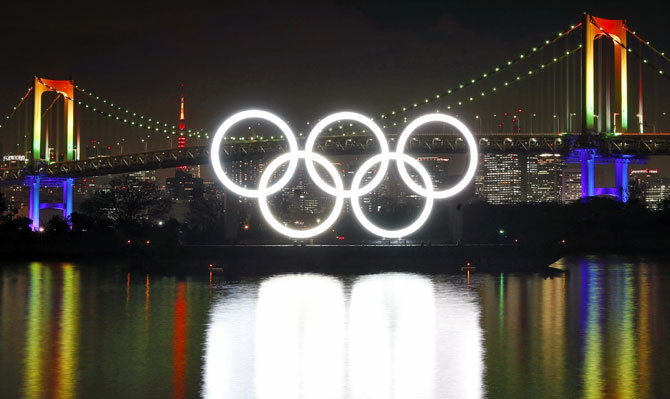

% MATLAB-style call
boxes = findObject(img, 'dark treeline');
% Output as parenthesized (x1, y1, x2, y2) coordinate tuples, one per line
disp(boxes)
(1, 174, 670, 257)
(463, 197, 670, 252)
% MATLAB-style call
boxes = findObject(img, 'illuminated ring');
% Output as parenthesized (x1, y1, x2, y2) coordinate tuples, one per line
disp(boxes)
(396, 114, 478, 199)
(210, 110, 299, 198)
(258, 151, 345, 239)
(304, 112, 389, 197)
(350, 152, 434, 238)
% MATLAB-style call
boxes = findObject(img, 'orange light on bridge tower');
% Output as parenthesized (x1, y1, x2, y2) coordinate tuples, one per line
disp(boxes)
(582, 14, 628, 134)
(33, 77, 76, 161)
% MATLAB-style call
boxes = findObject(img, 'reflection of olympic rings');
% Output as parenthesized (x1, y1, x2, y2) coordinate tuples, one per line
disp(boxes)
(210, 110, 478, 239)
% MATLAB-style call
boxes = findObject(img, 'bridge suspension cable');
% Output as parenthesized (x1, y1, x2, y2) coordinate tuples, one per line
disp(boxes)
(624, 25, 670, 66)
(420, 47, 582, 117)
(36, 78, 209, 140)
(73, 85, 209, 138)
(297, 21, 581, 134)
(296, 21, 582, 137)
(0, 86, 33, 130)
(589, 17, 669, 82)
(41, 93, 62, 118)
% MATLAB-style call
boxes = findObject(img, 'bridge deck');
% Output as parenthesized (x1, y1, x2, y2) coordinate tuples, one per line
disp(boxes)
(2, 132, 670, 183)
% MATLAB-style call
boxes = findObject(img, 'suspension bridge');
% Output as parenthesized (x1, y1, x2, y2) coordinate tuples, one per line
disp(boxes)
(1, 13, 669, 231)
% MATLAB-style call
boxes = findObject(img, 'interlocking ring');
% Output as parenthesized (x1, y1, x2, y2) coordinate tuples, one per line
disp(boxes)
(350, 152, 434, 238)
(305, 111, 390, 197)
(396, 114, 478, 199)
(258, 151, 345, 239)
(210, 110, 299, 198)
(211, 110, 478, 239)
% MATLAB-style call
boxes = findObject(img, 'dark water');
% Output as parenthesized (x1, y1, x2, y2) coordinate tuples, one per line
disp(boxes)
(1, 256, 669, 398)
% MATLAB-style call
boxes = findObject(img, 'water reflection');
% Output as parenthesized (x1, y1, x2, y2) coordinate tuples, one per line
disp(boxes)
(22, 263, 80, 399)
(349, 274, 436, 399)
(582, 262, 603, 399)
(1, 257, 670, 398)
(172, 281, 188, 399)
(256, 275, 344, 399)
(203, 281, 257, 398)
(203, 272, 484, 399)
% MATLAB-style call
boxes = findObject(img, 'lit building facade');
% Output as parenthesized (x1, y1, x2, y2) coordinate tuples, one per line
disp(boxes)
(166, 169, 204, 201)
(629, 169, 670, 210)
(475, 153, 567, 204)
(476, 153, 524, 204)
(562, 169, 582, 202)
(525, 154, 564, 203)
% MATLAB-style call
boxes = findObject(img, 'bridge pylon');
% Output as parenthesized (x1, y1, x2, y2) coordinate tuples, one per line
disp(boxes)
(33, 77, 77, 162)
(582, 13, 628, 135)
(575, 14, 637, 203)
(27, 77, 77, 230)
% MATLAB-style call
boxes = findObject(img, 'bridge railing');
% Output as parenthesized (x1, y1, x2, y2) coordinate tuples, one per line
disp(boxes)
(3, 133, 670, 184)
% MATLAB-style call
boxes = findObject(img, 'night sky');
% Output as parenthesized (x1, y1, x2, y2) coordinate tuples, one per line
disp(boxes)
(2, 1, 670, 183)
(2, 1, 668, 131)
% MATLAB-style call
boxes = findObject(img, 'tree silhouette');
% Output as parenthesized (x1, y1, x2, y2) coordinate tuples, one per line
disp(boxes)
(80, 175, 171, 231)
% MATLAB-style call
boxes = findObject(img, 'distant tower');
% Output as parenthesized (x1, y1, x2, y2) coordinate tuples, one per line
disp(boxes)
(177, 84, 187, 171)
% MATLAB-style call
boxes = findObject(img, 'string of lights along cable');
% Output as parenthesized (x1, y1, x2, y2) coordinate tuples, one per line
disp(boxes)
(211, 110, 478, 239)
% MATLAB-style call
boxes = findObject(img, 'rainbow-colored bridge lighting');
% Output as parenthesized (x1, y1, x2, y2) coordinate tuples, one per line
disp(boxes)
(582, 14, 628, 134)
(210, 110, 478, 239)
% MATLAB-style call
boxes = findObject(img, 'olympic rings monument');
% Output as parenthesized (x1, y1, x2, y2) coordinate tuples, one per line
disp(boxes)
(210, 110, 478, 240)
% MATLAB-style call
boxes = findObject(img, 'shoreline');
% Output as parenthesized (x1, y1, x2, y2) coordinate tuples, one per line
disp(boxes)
(4, 243, 670, 277)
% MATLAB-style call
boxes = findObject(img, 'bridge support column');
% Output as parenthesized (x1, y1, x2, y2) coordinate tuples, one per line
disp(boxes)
(26, 176, 75, 231)
(615, 158, 630, 203)
(28, 176, 41, 231)
(578, 149, 596, 199)
(63, 178, 74, 222)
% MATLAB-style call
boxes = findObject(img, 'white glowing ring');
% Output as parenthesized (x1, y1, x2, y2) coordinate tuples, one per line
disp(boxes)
(258, 151, 345, 239)
(210, 110, 299, 198)
(396, 114, 478, 199)
(350, 152, 434, 238)
(304, 112, 389, 197)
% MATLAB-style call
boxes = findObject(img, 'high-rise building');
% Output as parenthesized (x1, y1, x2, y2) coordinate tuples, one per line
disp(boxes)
(629, 169, 670, 210)
(417, 157, 450, 189)
(562, 169, 582, 202)
(128, 170, 157, 186)
(476, 153, 566, 204)
(525, 154, 564, 202)
(476, 153, 524, 204)
(227, 158, 268, 195)
(166, 169, 204, 201)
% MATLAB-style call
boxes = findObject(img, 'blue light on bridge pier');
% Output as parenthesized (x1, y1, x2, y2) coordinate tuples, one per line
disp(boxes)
(26, 176, 74, 231)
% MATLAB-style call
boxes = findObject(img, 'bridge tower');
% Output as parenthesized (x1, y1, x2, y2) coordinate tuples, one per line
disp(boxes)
(33, 77, 76, 161)
(582, 14, 628, 134)
(577, 14, 632, 202)
(27, 77, 77, 231)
